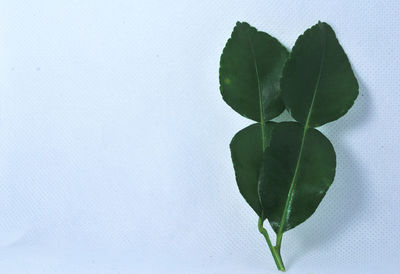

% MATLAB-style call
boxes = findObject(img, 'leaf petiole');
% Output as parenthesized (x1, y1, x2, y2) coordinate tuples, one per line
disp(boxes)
(258, 217, 286, 271)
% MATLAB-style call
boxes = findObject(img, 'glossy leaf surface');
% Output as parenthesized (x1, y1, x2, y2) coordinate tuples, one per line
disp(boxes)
(281, 22, 358, 127)
(220, 22, 288, 122)
(258, 122, 336, 233)
(230, 122, 276, 217)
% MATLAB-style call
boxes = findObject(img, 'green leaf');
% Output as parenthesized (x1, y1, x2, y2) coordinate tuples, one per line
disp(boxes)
(281, 22, 358, 127)
(230, 122, 276, 217)
(220, 22, 288, 122)
(258, 122, 336, 233)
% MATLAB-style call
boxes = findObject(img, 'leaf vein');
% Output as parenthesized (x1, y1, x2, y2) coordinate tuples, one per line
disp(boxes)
(276, 22, 327, 243)
(247, 33, 266, 151)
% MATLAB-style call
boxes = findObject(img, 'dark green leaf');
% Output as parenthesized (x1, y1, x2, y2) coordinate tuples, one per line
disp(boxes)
(258, 122, 336, 233)
(220, 22, 288, 122)
(230, 122, 276, 217)
(281, 22, 358, 127)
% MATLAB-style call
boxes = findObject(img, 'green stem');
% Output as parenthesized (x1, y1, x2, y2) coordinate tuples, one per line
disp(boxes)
(258, 218, 286, 271)
(276, 229, 284, 251)
(275, 22, 328, 255)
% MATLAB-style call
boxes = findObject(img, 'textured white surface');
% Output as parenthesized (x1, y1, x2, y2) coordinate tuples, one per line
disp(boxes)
(0, 0, 399, 273)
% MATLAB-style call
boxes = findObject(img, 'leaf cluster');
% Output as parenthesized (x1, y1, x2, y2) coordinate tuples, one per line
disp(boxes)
(220, 21, 358, 271)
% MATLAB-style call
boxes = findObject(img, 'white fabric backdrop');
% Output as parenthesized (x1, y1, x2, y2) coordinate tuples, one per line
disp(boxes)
(0, 0, 399, 273)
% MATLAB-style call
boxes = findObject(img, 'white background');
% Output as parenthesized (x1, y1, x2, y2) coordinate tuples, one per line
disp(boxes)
(0, 0, 399, 273)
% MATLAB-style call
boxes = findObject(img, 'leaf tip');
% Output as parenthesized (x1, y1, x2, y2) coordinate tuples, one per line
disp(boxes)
(235, 21, 251, 30)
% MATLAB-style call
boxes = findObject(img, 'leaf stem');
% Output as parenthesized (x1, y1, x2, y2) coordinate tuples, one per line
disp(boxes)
(275, 123, 309, 250)
(275, 232, 283, 251)
(258, 217, 286, 271)
(276, 24, 327, 249)
(250, 31, 284, 271)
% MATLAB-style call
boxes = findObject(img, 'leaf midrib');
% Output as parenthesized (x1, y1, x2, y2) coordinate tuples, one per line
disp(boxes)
(276, 22, 327, 239)
(247, 33, 266, 151)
